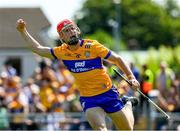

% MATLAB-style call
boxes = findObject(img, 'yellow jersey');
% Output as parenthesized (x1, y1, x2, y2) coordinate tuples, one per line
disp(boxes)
(51, 39, 112, 96)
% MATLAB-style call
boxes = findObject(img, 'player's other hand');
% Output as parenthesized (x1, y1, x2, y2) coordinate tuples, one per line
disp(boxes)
(16, 19, 26, 33)
(129, 79, 140, 91)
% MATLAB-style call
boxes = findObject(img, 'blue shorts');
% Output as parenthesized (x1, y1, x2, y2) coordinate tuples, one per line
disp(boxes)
(79, 86, 124, 113)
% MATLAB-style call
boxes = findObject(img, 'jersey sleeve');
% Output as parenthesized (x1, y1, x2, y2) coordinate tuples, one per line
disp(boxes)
(93, 41, 111, 59)
(50, 46, 62, 59)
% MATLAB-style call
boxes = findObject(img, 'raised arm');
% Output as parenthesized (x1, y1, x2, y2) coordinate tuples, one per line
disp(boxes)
(16, 19, 53, 59)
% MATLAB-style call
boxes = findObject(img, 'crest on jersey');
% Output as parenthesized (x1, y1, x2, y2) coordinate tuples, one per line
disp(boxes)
(85, 43, 91, 49)
(84, 51, 90, 58)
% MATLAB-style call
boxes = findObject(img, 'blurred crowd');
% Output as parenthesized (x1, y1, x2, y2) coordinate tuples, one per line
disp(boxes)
(108, 61, 180, 130)
(0, 59, 179, 130)
(0, 59, 83, 130)
(113, 61, 180, 113)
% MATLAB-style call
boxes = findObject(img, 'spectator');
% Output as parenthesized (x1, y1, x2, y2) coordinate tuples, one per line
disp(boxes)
(156, 61, 175, 97)
(139, 64, 154, 114)
(39, 80, 54, 112)
(7, 91, 27, 130)
(154, 61, 175, 130)
(23, 78, 40, 112)
(1, 62, 17, 77)
(0, 78, 9, 130)
(130, 62, 140, 82)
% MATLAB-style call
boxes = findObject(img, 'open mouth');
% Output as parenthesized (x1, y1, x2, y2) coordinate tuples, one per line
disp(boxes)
(68, 36, 79, 45)
(70, 35, 76, 39)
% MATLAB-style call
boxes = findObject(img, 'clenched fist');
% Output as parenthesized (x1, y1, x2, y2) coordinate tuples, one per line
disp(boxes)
(129, 79, 140, 91)
(16, 19, 26, 32)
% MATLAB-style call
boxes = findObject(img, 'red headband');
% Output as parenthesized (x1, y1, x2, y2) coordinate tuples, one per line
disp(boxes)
(57, 19, 74, 32)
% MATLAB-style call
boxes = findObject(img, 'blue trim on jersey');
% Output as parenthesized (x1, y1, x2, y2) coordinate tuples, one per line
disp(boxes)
(63, 57, 103, 73)
(50, 48, 58, 59)
(104, 51, 111, 59)
(80, 40, 84, 47)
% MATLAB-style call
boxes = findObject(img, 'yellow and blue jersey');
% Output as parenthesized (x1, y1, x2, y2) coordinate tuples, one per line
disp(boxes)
(50, 39, 112, 97)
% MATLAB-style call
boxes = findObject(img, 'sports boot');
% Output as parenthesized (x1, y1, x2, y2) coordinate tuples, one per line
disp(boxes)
(121, 95, 139, 107)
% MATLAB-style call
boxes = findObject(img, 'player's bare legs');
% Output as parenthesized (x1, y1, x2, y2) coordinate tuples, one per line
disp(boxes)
(85, 107, 108, 131)
(108, 102, 134, 130)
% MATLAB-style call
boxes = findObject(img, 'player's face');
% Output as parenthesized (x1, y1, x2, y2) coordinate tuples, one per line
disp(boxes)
(58, 24, 81, 45)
